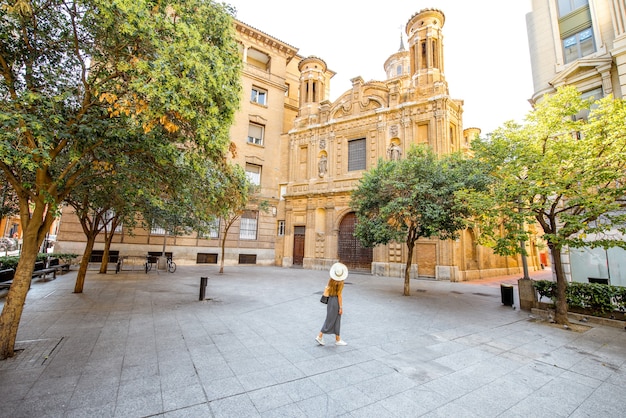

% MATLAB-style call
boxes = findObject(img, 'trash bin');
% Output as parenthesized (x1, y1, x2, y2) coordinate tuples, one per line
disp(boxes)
(199, 277, 208, 301)
(501, 283, 514, 306)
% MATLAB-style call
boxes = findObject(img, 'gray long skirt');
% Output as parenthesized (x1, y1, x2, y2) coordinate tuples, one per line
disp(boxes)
(320, 296, 341, 335)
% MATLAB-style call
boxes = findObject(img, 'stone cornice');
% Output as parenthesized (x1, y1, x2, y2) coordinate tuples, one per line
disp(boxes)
(234, 19, 298, 59)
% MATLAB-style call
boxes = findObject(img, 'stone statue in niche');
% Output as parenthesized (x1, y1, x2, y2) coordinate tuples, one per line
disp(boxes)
(387, 143, 402, 161)
(318, 155, 327, 177)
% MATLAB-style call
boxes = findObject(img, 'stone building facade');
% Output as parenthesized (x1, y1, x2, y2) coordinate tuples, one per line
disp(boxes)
(56, 19, 302, 267)
(55, 9, 537, 279)
(526, 0, 626, 285)
(280, 9, 531, 280)
(526, 0, 626, 101)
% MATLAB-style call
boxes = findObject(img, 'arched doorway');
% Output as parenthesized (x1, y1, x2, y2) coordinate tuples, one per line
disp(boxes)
(338, 213, 372, 271)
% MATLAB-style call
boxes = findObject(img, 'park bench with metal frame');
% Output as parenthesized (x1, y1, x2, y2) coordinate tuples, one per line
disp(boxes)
(31, 260, 56, 282)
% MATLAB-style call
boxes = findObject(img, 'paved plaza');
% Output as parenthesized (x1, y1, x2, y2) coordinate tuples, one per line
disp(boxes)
(0, 265, 625, 417)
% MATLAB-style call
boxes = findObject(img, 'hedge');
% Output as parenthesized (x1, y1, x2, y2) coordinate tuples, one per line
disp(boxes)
(532, 280, 626, 315)
(0, 253, 78, 270)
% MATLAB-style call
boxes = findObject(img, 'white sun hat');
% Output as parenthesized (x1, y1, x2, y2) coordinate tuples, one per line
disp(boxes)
(329, 262, 348, 281)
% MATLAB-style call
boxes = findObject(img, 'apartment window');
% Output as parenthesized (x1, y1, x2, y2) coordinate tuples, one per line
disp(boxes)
(558, 0, 588, 17)
(247, 123, 264, 146)
(247, 48, 269, 71)
(151, 225, 165, 235)
(563, 28, 595, 64)
(277, 220, 285, 236)
(348, 138, 366, 171)
(240, 211, 258, 240)
(205, 218, 220, 239)
(251, 87, 267, 105)
(574, 87, 604, 121)
(98, 210, 123, 233)
(245, 163, 261, 186)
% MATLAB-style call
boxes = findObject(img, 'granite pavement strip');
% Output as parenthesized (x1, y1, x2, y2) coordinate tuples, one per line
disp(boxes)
(0, 265, 624, 417)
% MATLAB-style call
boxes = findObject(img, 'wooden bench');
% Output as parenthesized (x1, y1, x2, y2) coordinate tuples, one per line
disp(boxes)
(89, 250, 119, 263)
(31, 261, 56, 281)
(48, 258, 70, 273)
(0, 268, 15, 289)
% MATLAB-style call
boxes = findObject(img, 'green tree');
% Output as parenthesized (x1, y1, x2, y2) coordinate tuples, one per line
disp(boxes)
(0, 0, 241, 359)
(65, 130, 179, 290)
(351, 145, 489, 296)
(465, 86, 626, 325)
(0, 176, 19, 228)
(206, 162, 258, 274)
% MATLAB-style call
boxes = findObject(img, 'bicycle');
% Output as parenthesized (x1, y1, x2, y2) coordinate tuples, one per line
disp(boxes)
(166, 256, 176, 273)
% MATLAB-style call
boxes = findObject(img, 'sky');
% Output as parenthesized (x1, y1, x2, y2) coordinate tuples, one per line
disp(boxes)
(226, 0, 534, 135)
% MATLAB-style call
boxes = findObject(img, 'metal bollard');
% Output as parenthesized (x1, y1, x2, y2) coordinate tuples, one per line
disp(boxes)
(199, 276, 208, 300)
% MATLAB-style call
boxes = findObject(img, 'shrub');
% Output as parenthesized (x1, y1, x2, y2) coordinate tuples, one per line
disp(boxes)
(0, 253, 78, 270)
(532, 280, 626, 315)
(532, 280, 556, 302)
(567, 282, 615, 314)
(49, 253, 79, 264)
(0, 256, 19, 270)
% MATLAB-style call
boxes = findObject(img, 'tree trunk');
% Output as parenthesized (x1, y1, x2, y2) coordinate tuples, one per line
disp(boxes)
(0, 229, 42, 358)
(219, 218, 234, 274)
(403, 244, 413, 296)
(162, 231, 167, 257)
(99, 239, 111, 274)
(550, 244, 570, 325)
(219, 234, 226, 274)
(74, 234, 96, 293)
(402, 226, 419, 296)
(100, 216, 121, 274)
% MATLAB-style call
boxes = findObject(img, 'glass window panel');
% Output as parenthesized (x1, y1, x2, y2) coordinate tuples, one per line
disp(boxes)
(580, 35, 595, 56)
(574, 0, 588, 10)
(151, 225, 165, 235)
(245, 164, 261, 185)
(251, 88, 267, 105)
(348, 139, 366, 171)
(563, 35, 577, 48)
(562, 28, 595, 64)
(208, 219, 220, 238)
(570, 247, 609, 282)
(239, 212, 258, 240)
(277, 220, 285, 236)
(579, 28, 592, 41)
(247, 123, 264, 145)
(558, 0, 588, 16)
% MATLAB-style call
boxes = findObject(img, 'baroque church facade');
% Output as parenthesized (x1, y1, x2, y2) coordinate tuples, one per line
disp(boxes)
(280, 9, 531, 280)
(55, 9, 538, 280)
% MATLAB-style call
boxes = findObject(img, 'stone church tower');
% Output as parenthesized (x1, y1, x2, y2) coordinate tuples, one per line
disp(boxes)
(281, 9, 522, 280)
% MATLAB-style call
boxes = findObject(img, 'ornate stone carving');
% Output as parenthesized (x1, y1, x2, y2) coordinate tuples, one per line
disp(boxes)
(318, 155, 327, 177)
(387, 143, 402, 161)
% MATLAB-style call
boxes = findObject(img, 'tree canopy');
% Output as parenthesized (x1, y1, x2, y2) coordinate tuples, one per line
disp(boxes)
(0, 0, 242, 358)
(464, 86, 626, 324)
(351, 145, 489, 296)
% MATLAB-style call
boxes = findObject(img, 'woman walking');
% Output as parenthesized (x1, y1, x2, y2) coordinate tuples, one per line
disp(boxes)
(316, 262, 348, 346)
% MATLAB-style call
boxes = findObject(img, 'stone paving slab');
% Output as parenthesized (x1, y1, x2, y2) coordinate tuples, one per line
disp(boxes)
(0, 265, 624, 417)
